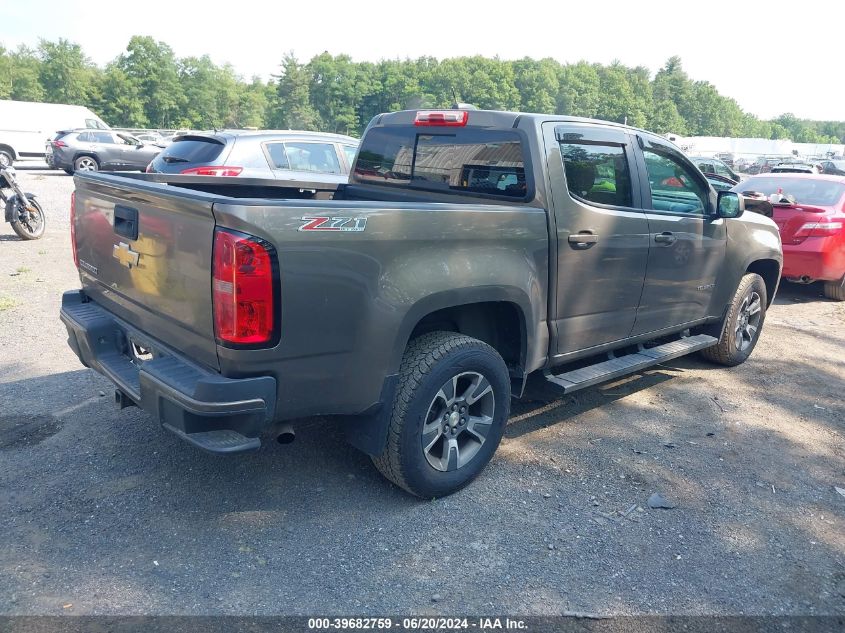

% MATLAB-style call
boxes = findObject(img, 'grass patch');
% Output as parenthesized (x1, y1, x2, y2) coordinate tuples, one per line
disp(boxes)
(0, 296, 19, 311)
(16, 266, 30, 274)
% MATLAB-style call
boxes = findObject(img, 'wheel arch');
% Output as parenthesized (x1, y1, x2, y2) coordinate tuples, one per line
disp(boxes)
(0, 144, 17, 161)
(392, 287, 533, 379)
(746, 258, 781, 306)
(73, 152, 100, 167)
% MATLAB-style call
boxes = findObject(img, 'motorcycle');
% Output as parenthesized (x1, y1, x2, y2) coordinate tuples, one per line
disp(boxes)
(1, 166, 45, 240)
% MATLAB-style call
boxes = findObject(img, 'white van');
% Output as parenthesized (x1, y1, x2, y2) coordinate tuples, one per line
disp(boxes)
(0, 100, 110, 167)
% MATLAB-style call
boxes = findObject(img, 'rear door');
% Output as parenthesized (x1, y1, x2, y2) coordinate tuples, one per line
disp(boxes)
(73, 174, 219, 368)
(631, 136, 726, 334)
(90, 131, 120, 167)
(543, 122, 650, 356)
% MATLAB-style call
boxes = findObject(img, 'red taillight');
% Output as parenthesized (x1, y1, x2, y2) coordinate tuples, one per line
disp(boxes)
(212, 229, 277, 346)
(52, 140, 67, 148)
(180, 166, 243, 177)
(414, 110, 469, 127)
(70, 191, 78, 269)
(795, 220, 845, 238)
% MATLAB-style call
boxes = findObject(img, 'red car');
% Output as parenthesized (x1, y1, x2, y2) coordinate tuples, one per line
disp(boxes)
(732, 174, 845, 300)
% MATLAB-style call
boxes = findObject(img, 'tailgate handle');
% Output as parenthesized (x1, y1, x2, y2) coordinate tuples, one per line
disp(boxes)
(114, 205, 139, 241)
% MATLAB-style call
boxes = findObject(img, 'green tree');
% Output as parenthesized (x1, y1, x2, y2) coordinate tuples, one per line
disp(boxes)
(235, 76, 270, 128)
(37, 38, 96, 105)
(272, 53, 320, 130)
(94, 62, 146, 127)
(558, 62, 602, 118)
(117, 36, 185, 127)
(7, 45, 44, 102)
(512, 58, 558, 114)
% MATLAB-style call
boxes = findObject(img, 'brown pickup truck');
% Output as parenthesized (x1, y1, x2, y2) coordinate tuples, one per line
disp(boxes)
(61, 109, 782, 497)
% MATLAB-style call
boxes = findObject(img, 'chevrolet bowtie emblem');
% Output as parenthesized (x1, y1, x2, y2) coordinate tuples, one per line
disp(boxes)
(113, 242, 140, 269)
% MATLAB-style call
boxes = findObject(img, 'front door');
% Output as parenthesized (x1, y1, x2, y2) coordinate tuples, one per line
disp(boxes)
(544, 122, 650, 357)
(631, 137, 727, 335)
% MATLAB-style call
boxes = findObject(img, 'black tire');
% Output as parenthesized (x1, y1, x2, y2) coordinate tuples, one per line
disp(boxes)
(823, 277, 845, 301)
(372, 331, 511, 498)
(10, 198, 46, 240)
(73, 155, 99, 172)
(0, 149, 12, 168)
(700, 273, 767, 366)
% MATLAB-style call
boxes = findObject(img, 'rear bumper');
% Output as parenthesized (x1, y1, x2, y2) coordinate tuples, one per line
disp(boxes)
(782, 239, 844, 281)
(60, 290, 277, 453)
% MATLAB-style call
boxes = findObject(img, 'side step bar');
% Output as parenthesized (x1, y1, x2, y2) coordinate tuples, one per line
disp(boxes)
(544, 334, 717, 394)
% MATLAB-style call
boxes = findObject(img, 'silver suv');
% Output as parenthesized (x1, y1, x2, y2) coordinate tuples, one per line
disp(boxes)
(146, 130, 359, 182)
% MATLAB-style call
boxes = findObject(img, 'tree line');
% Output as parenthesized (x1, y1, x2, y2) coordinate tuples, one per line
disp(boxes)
(1, 36, 842, 144)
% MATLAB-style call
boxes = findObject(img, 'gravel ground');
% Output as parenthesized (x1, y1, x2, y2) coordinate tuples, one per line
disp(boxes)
(0, 166, 843, 616)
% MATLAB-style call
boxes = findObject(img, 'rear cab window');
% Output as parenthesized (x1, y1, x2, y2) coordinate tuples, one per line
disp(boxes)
(353, 126, 529, 200)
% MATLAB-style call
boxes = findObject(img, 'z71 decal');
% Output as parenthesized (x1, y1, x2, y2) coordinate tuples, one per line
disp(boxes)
(299, 216, 368, 232)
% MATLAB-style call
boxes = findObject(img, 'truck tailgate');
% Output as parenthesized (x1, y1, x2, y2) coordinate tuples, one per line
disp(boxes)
(72, 172, 219, 370)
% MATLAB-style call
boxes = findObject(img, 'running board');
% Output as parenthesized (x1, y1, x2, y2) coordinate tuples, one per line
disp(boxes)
(544, 334, 717, 394)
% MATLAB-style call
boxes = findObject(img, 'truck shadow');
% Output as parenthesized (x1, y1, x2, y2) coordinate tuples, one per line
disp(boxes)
(0, 354, 843, 614)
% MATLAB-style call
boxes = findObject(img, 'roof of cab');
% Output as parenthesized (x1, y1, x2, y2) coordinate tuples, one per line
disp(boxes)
(174, 129, 359, 144)
(374, 108, 675, 146)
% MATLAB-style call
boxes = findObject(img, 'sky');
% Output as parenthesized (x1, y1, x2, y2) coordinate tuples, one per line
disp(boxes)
(2, 1, 843, 121)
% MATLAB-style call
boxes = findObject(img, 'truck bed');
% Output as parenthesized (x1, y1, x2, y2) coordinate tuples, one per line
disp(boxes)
(70, 170, 550, 421)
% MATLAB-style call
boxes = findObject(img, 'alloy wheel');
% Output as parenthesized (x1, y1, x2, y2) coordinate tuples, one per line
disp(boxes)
(735, 290, 762, 352)
(421, 371, 496, 472)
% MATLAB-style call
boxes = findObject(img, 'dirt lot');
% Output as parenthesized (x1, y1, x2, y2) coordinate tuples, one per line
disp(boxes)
(0, 167, 843, 616)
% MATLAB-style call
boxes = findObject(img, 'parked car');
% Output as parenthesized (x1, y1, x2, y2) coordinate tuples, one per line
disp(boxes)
(133, 133, 165, 145)
(732, 173, 845, 300)
(715, 152, 735, 168)
(46, 129, 161, 174)
(691, 156, 741, 182)
(147, 130, 360, 182)
(771, 163, 819, 174)
(819, 160, 845, 176)
(61, 108, 782, 498)
(0, 99, 110, 167)
(705, 173, 739, 191)
(747, 157, 787, 175)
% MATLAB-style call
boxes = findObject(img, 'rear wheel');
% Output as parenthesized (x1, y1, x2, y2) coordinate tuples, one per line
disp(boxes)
(823, 276, 845, 301)
(372, 331, 511, 498)
(700, 273, 767, 366)
(74, 155, 98, 172)
(0, 150, 12, 168)
(10, 198, 46, 240)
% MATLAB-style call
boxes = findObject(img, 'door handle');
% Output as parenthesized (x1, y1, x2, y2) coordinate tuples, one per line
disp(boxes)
(568, 231, 599, 247)
(654, 232, 676, 245)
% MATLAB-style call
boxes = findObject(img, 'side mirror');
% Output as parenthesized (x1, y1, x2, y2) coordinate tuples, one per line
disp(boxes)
(717, 190, 744, 219)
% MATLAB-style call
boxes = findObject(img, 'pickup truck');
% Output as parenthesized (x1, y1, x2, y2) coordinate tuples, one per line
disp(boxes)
(61, 109, 783, 498)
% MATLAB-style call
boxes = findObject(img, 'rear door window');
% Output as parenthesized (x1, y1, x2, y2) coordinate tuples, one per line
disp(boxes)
(92, 131, 115, 144)
(284, 142, 342, 174)
(558, 131, 634, 208)
(354, 127, 528, 199)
